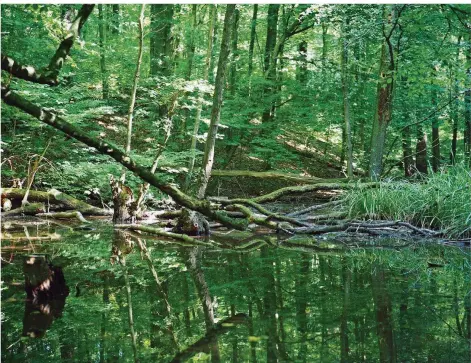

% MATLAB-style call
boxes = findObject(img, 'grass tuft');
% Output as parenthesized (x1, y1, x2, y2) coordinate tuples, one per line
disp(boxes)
(344, 166, 471, 238)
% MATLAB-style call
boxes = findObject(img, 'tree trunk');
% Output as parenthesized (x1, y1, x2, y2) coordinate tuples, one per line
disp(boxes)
(98, 4, 109, 100)
(110, 177, 135, 224)
(415, 124, 428, 174)
(185, 5, 197, 80)
(431, 67, 440, 172)
(229, 8, 240, 96)
(248, 5, 258, 79)
(450, 36, 461, 165)
(465, 29, 471, 166)
(122, 4, 145, 182)
(198, 5, 236, 198)
(401, 126, 413, 177)
(341, 19, 353, 178)
(150, 5, 174, 77)
(111, 5, 119, 34)
(261, 4, 280, 123)
(184, 4, 216, 192)
(1, 87, 248, 230)
(368, 6, 397, 180)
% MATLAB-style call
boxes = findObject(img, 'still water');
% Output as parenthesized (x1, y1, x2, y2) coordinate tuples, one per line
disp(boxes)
(1, 223, 470, 362)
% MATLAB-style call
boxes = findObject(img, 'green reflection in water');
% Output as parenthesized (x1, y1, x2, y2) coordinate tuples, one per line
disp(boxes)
(1, 225, 470, 362)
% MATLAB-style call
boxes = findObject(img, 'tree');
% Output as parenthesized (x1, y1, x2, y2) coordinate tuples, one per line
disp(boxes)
(198, 5, 237, 198)
(98, 4, 109, 100)
(150, 5, 174, 77)
(368, 5, 405, 180)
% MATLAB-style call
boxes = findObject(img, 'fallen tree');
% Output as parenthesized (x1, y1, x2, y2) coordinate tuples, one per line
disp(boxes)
(210, 169, 348, 184)
(1, 188, 111, 215)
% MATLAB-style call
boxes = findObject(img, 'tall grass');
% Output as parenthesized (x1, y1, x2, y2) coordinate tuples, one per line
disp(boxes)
(344, 166, 471, 238)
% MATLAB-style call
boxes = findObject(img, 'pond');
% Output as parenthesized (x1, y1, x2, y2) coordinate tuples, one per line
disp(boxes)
(1, 222, 470, 362)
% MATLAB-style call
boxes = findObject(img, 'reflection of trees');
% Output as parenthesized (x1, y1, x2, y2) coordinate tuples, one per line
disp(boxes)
(295, 254, 309, 362)
(133, 238, 179, 354)
(340, 257, 351, 363)
(371, 265, 396, 363)
(185, 246, 220, 361)
(112, 230, 139, 363)
(22, 255, 69, 338)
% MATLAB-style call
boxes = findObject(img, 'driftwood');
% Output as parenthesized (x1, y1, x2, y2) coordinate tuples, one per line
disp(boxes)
(1, 188, 111, 216)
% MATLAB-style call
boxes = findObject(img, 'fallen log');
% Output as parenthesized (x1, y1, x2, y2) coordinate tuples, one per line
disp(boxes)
(2, 203, 46, 217)
(211, 170, 348, 184)
(36, 211, 90, 224)
(287, 220, 442, 236)
(211, 182, 378, 205)
(1, 188, 111, 216)
(287, 199, 344, 217)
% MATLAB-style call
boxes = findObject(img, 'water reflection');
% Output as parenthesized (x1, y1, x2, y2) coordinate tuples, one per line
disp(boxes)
(22, 255, 69, 338)
(1, 228, 470, 362)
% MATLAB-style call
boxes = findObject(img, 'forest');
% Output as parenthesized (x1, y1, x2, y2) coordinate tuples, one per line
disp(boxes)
(1, 4, 471, 363)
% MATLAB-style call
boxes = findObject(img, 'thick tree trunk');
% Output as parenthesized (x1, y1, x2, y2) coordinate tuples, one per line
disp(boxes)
(368, 6, 397, 180)
(198, 5, 236, 198)
(110, 177, 135, 224)
(248, 5, 258, 79)
(98, 4, 109, 100)
(150, 5, 174, 77)
(261, 5, 280, 123)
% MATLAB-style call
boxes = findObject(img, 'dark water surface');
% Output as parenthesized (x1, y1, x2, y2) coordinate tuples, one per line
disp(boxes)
(1, 223, 470, 362)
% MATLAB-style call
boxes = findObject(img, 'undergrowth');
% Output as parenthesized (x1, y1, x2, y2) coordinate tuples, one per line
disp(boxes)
(344, 166, 471, 238)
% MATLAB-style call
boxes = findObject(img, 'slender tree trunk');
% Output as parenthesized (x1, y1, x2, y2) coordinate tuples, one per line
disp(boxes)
(122, 4, 145, 182)
(184, 4, 216, 192)
(209, 6, 219, 84)
(229, 8, 240, 96)
(450, 36, 461, 165)
(261, 5, 280, 124)
(401, 126, 413, 177)
(150, 5, 174, 77)
(198, 5, 236, 198)
(368, 6, 397, 180)
(248, 5, 258, 79)
(111, 5, 119, 34)
(341, 19, 353, 178)
(186, 5, 197, 81)
(465, 29, 471, 166)
(415, 123, 428, 174)
(98, 4, 109, 100)
(431, 67, 440, 172)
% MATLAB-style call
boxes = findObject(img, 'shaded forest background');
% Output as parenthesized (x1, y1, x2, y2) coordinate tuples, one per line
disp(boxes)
(1, 4, 470, 202)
